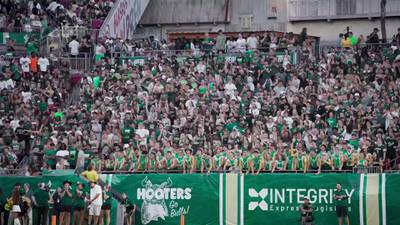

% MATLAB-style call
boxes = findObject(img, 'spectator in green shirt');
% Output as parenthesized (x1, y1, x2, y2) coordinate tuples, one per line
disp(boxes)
(121, 193, 136, 225)
(59, 180, 73, 225)
(73, 182, 85, 225)
(334, 183, 350, 225)
(32, 182, 50, 225)
(215, 30, 226, 53)
(100, 185, 112, 225)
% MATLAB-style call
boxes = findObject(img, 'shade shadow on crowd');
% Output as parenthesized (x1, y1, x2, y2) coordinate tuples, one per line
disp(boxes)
(0, 17, 400, 176)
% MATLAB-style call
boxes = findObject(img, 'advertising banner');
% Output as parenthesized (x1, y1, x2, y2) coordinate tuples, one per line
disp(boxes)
(108, 174, 220, 225)
(108, 173, 395, 225)
(0, 173, 398, 225)
(99, 0, 150, 39)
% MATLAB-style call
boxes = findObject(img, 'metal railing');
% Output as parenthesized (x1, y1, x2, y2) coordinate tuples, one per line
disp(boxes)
(318, 42, 395, 58)
(98, 169, 354, 174)
(353, 166, 382, 174)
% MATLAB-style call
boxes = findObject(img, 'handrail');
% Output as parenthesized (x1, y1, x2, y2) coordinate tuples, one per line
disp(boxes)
(96, 169, 355, 174)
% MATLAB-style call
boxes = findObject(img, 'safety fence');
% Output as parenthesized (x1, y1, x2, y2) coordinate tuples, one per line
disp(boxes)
(0, 172, 398, 225)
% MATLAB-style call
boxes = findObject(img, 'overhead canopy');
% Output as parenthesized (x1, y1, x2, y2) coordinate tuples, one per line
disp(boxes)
(139, 0, 229, 25)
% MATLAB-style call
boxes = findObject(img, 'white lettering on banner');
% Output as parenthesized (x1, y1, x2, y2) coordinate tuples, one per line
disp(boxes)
(137, 188, 192, 200)
(319, 189, 328, 204)
(137, 177, 191, 225)
(287, 189, 295, 203)
(275, 189, 284, 203)
(248, 188, 355, 213)
(297, 189, 306, 203)
(307, 189, 317, 203)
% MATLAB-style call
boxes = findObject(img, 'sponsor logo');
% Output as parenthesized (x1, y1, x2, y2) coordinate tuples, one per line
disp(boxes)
(248, 188, 354, 213)
(137, 177, 191, 225)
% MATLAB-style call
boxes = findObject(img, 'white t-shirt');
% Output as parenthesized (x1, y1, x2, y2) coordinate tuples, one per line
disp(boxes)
(247, 37, 258, 49)
(76, 150, 85, 168)
(69, 40, 80, 56)
(38, 57, 50, 72)
(20, 57, 31, 72)
(90, 184, 103, 206)
(236, 38, 246, 51)
(21, 91, 32, 103)
(136, 129, 149, 138)
(56, 150, 69, 158)
(224, 82, 237, 96)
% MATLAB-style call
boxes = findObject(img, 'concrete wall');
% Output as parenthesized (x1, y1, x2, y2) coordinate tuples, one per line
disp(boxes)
(286, 18, 400, 42)
(133, 0, 400, 43)
(225, 0, 287, 32)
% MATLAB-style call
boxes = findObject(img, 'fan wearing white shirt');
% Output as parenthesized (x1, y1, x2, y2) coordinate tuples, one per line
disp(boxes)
(236, 34, 246, 53)
(88, 182, 103, 225)
(68, 36, 80, 56)
(38, 56, 50, 72)
(20, 55, 31, 74)
(246, 33, 258, 49)
(135, 123, 149, 145)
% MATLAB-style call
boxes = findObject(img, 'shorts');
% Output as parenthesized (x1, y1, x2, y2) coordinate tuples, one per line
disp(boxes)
(336, 206, 348, 217)
(12, 205, 21, 212)
(89, 205, 101, 216)
(101, 205, 111, 210)
(60, 205, 72, 212)
(74, 206, 84, 211)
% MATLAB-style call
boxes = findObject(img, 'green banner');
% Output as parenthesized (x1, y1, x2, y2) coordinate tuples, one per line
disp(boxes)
(0, 173, 398, 225)
(241, 173, 360, 225)
(0, 174, 116, 225)
(105, 173, 220, 225)
(105, 173, 397, 225)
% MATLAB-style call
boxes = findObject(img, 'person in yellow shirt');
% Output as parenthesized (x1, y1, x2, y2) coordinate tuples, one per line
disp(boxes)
(341, 35, 352, 48)
(81, 164, 99, 183)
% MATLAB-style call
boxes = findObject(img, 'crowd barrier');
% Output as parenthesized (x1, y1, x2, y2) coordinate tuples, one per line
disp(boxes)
(2, 172, 396, 225)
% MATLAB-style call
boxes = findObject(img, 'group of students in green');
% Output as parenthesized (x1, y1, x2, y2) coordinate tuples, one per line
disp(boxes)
(88, 140, 375, 175)
(0, 179, 137, 225)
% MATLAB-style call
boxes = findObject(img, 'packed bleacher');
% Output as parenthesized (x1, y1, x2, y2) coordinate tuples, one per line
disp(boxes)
(0, 25, 400, 176)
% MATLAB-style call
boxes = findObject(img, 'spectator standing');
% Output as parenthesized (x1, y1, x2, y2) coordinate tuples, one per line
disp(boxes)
(246, 33, 258, 50)
(11, 183, 22, 225)
(19, 55, 31, 77)
(236, 33, 246, 53)
(395, 27, 400, 45)
(100, 185, 112, 225)
(215, 30, 226, 53)
(38, 55, 50, 73)
(121, 193, 136, 225)
(59, 181, 73, 225)
(87, 182, 102, 225)
(22, 183, 33, 225)
(82, 164, 99, 183)
(68, 36, 80, 57)
(298, 27, 308, 46)
(32, 183, 50, 225)
(73, 182, 85, 225)
(367, 28, 380, 44)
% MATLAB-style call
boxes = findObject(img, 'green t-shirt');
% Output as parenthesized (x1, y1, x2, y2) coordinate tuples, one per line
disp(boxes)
(326, 118, 337, 128)
(74, 190, 86, 208)
(61, 189, 74, 206)
(34, 189, 49, 207)
(334, 189, 348, 207)
(45, 149, 57, 166)
(348, 139, 360, 150)
(103, 190, 112, 206)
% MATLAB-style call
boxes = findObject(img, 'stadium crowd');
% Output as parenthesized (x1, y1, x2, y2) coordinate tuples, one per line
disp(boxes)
(0, 26, 400, 176)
